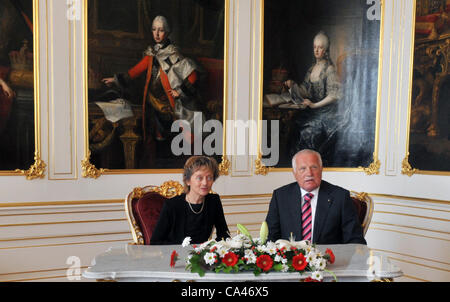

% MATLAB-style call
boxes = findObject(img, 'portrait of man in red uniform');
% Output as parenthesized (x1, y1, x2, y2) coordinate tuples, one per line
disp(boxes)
(88, 0, 225, 170)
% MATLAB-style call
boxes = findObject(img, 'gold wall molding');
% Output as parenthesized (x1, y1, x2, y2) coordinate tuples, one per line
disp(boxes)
(402, 0, 450, 176)
(0, 199, 123, 208)
(219, 156, 231, 175)
(370, 226, 449, 242)
(0, 238, 130, 251)
(375, 202, 450, 213)
(401, 153, 417, 176)
(361, 153, 381, 175)
(81, 0, 231, 176)
(0, 218, 126, 228)
(81, 151, 105, 178)
(0, 266, 89, 282)
(371, 221, 449, 236)
(387, 256, 450, 273)
(373, 210, 450, 222)
(15, 151, 47, 180)
(224, 210, 268, 216)
(0, 231, 131, 243)
(0, 0, 46, 178)
(370, 248, 450, 267)
(401, 275, 430, 282)
(255, 1, 384, 175)
(0, 209, 124, 217)
(0, 192, 447, 209)
(369, 193, 450, 205)
(254, 156, 269, 175)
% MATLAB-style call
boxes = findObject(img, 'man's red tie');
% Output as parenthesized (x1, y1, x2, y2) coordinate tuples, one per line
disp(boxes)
(302, 193, 314, 241)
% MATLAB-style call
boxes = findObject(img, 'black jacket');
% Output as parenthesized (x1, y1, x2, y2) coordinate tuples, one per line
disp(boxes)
(150, 193, 230, 245)
(265, 180, 366, 245)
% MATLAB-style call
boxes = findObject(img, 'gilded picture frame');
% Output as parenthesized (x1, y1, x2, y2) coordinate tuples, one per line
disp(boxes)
(403, 0, 450, 176)
(256, 0, 384, 175)
(0, 0, 45, 179)
(82, 0, 230, 177)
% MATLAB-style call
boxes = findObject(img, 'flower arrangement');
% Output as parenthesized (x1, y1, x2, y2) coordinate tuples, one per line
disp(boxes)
(177, 222, 336, 282)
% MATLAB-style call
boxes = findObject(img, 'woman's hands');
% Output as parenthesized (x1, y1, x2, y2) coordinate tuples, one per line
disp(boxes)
(302, 99, 316, 109)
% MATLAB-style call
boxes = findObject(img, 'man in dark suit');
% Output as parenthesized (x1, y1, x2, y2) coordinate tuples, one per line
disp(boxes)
(266, 149, 366, 245)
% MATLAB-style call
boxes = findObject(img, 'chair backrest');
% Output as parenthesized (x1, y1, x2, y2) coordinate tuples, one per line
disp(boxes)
(350, 191, 374, 236)
(125, 181, 184, 245)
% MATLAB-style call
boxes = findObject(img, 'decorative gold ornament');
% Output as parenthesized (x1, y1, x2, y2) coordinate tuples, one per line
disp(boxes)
(361, 153, 380, 175)
(81, 151, 106, 179)
(352, 192, 369, 201)
(131, 217, 145, 245)
(401, 154, 417, 177)
(155, 180, 184, 198)
(15, 151, 46, 180)
(131, 187, 144, 199)
(371, 278, 393, 282)
(218, 156, 231, 175)
(254, 156, 270, 176)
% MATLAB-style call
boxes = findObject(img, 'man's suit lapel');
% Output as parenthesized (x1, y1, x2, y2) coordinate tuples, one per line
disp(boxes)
(313, 181, 333, 243)
(285, 183, 303, 241)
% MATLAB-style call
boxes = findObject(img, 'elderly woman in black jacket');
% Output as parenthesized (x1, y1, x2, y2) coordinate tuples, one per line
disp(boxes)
(150, 156, 230, 245)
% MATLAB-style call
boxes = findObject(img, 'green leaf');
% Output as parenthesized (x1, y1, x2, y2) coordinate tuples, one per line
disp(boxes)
(191, 265, 205, 277)
(236, 224, 252, 239)
(273, 263, 283, 271)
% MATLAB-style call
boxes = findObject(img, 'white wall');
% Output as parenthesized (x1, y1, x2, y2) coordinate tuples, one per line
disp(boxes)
(0, 0, 448, 282)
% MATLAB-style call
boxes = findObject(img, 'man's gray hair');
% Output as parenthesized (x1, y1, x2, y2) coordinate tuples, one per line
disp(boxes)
(292, 149, 323, 171)
(153, 15, 171, 34)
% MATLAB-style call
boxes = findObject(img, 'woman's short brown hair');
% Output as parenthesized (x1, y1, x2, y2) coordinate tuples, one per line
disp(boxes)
(183, 156, 220, 192)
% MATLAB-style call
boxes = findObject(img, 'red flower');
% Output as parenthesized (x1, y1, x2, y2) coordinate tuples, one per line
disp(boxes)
(291, 253, 308, 271)
(170, 250, 179, 268)
(222, 252, 239, 267)
(304, 277, 321, 282)
(256, 255, 273, 272)
(325, 248, 335, 264)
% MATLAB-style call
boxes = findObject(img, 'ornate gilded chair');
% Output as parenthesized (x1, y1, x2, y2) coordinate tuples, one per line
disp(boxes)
(125, 181, 184, 245)
(350, 191, 374, 236)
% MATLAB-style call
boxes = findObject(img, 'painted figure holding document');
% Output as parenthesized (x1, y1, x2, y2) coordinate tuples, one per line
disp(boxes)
(282, 31, 345, 164)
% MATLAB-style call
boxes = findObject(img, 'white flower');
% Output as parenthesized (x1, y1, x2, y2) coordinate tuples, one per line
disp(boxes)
(306, 252, 317, 264)
(281, 264, 289, 272)
(274, 254, 288, 264)
(217, 246, 230, 258)
(204, 252, 217, 266)
(311, 271, 323, 281)
(275, 239, 293, 251)
(199, 239, 216, 250)
(224, 236, 245, 249)
(312, 258, 327, 270)
(293, 240, 309, 250)
(182, 237, 191, 247)
(253, 244, 262, 253)
(305, 245, 314, 254)
(244, 249, 257, 264)
(264, 242, 277, 255)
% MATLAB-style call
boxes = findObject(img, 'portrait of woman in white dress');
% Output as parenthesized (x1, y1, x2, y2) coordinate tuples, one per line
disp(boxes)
(262, 0, 381, 168)
(283, 31, 346, 165)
